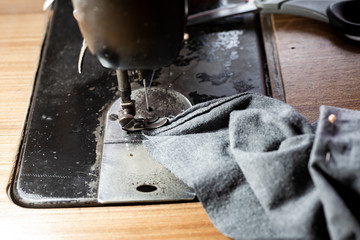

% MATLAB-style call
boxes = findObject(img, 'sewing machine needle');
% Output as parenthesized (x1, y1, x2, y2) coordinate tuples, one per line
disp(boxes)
(149, 69, 155, 90)
(143, 78, 150, 111)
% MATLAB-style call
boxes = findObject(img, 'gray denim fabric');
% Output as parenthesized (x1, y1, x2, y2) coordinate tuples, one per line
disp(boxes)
(310, 106, 360, 240)
(143, 93, 360, 239)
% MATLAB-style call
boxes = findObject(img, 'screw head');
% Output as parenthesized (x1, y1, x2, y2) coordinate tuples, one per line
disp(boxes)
(109, 114, 119, 121)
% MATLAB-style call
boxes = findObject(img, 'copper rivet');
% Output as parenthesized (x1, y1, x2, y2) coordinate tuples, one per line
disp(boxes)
(184, 33, 189, 41)
(328, 114, 337, 124)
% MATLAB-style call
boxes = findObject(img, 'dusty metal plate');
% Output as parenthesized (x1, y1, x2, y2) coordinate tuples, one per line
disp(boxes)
(99, 89, 195, 203)
(131, 87, 192, 119)
(99, 143, 195, 203)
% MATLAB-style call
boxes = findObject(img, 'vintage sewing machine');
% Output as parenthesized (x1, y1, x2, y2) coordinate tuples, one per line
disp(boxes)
(10, 0, 270, 207)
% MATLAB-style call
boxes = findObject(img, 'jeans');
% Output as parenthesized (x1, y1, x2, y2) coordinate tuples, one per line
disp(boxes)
(144, 93, 360, 239)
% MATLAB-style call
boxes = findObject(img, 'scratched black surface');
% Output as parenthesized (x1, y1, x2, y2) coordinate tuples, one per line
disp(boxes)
(11, 0, 269, 207)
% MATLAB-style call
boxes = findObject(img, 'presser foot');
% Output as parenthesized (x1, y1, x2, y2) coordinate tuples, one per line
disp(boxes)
(119, 115, 168, 132)
(116, 87, 192, 132)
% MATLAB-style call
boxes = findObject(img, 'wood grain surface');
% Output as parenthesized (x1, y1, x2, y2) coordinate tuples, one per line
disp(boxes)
(273, 15, 360, 122)
(0, 0, 44, 14)
(1, 3, 360, 239)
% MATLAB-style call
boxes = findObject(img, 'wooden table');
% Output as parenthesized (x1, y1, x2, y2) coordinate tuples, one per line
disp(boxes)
(1, 2, 359, 239)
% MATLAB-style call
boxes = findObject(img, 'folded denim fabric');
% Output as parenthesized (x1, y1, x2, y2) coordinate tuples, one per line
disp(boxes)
(143, 93, 360, 239)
